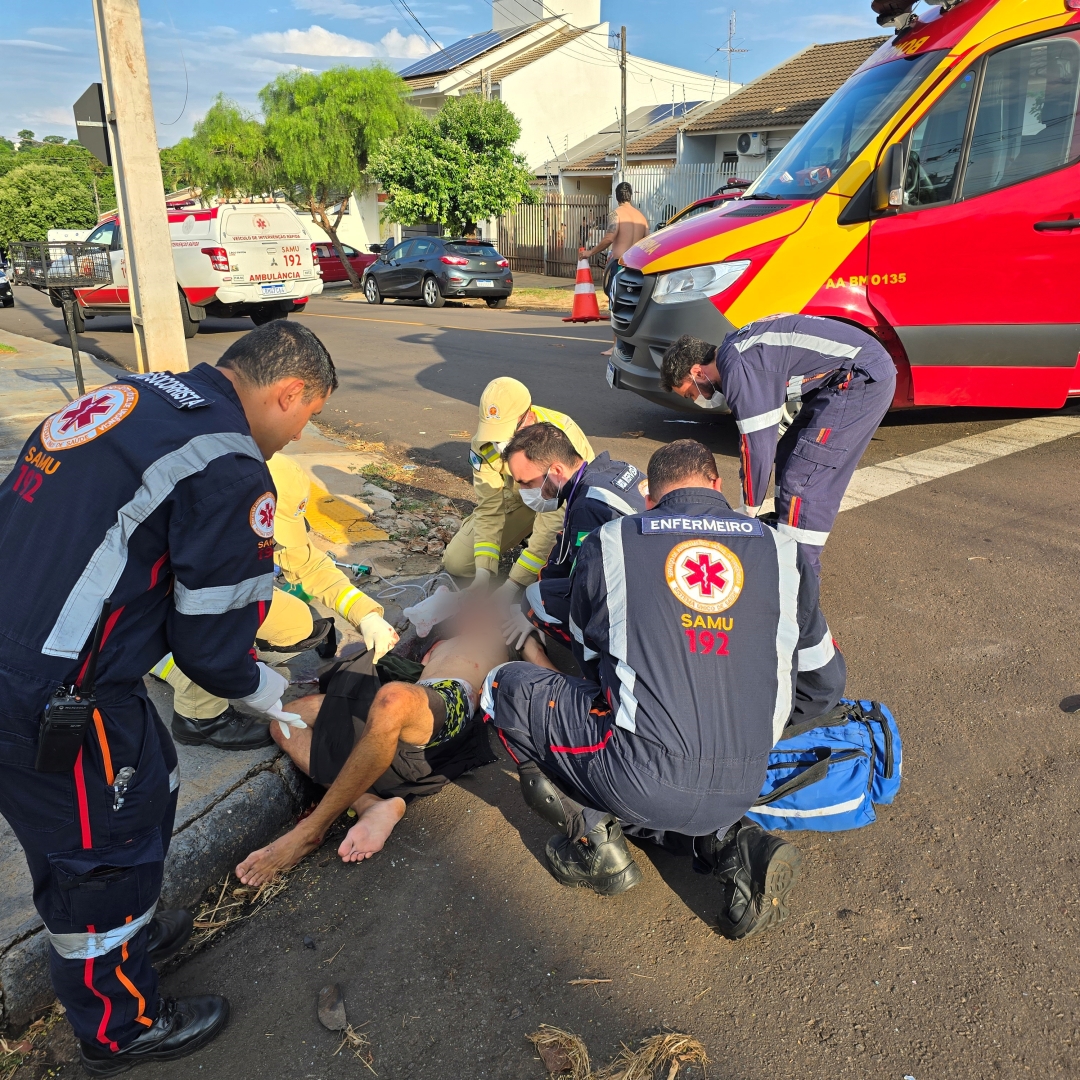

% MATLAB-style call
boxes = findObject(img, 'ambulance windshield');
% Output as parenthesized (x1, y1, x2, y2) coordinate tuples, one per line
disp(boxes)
(745, 49, 945, 199)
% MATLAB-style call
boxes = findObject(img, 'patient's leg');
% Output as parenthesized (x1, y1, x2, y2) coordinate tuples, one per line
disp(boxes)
(338, 792, 406, 862)
(268, 692, 323, 774)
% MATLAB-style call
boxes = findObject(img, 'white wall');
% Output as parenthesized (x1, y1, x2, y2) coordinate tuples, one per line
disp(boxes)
(493, 0, 601, 31)
(299, 188, 389, 252)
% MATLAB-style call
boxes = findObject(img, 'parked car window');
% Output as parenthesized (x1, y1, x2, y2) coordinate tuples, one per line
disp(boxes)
(342, 245, 357, 256)
(386, 242, 412, 260)
(445, 243, 500, 257)
(412, 239, 436, 255)
(904, 67, 978, 207)
(86, 221, 117, 248)
(962, 34, 1080, 198)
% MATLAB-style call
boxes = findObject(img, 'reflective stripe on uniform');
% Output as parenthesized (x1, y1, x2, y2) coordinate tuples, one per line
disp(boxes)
(568, 616, 599, 659)
(614, 659, 639, 734)
(474, 540, 501, 560)
(786, 375, 804, 402)
(585, 486, 636, 516)
(334, 586, 365, 620)
(767, 527, 801, 744)
(777, 522, 831, 547)
(48, 902, 158, 961)
(798, 628, 835, 672)
(168, 765, 180, 792)
(732, 331, 862, 360)
(525, 581, 561, 625)
(479, 443, 501, 465)
(43, 432, 263, 658)
(174, 573, 274, 615)
(515, 549, 546, 573)
(149, 654, 175, 680)
(736, 406, 786, 434)
(598, 520, 637, 731)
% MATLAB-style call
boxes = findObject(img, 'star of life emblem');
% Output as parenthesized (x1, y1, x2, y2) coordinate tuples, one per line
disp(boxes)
(250, 492, 277, 538)
(40, 385, 138, 451)
(664, 539, 744, 614)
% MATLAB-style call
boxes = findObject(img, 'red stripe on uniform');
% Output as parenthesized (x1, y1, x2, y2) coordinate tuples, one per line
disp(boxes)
(788, 497, 802, 528)
(496, 728, 520, 763)
(740, 435, 753, 506)
(817, 427, 831, 444)
(74, 748, 92, 849)
(75, 605, 126, 686)
(148, 550, 170, 588)
(550, 729, 613, 755)
(84, 951, 119, 1053)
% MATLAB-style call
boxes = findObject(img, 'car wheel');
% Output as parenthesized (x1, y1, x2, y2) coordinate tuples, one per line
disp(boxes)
(486, 297, 508, 309)
(421, 275, 445, 309)
(249, 304, 289, 326)
(178, 288, 200, 338)
(364, 276, 382, 305)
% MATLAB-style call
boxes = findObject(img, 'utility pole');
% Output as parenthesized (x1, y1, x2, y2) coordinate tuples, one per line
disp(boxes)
(719, 11, 748, 93)
(619, 25, 627, 181)
(91, 0, 188, 372)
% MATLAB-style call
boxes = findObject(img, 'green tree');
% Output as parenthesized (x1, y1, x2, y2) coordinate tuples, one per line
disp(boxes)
(17, 130, 36, 150)
(19, 141, 115, 216)
(177, 95, 271, 200)
(369, 96, 539, 239)
(261, 65, 410, 288)
(42, 135, 66, 145)
(0, 164, 97, 248)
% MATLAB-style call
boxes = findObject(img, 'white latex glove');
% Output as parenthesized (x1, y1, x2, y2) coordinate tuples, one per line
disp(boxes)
(502, 608, 535, 650)
(468, 566, 492, 589)
(359, 612, 399, 662)
(402, 585, 462, 638)
(493, 578, 522, 605)
(265, 701, 306, 740)
(239, 662, 289, 713)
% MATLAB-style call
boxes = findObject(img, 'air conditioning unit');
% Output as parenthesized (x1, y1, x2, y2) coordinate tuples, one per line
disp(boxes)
(737, 132, 767, 157)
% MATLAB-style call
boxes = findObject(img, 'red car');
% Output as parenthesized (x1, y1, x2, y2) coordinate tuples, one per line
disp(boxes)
(312, 242, 378, 283)
(656, 181, 750, 230)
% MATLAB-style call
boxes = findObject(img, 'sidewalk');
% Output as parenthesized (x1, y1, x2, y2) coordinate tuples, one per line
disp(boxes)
(0, 329, 413, 1029)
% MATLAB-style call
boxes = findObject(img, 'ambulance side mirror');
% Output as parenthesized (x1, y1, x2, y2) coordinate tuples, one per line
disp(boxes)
(874, 143, 905, 212)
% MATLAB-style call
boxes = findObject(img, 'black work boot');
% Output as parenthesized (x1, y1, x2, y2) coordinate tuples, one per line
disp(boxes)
(544, 819, 642, 897)
(146, 909, 194, 966)
(171, 706, 273, 750)
(79, 995, 230, 1077)
(256, 617, 336, 660)
(705, 819, 802, 940)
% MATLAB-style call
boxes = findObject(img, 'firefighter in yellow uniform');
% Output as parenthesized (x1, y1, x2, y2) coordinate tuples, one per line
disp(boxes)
(152, 453, 399, 750)
(443, 378, 594, 596)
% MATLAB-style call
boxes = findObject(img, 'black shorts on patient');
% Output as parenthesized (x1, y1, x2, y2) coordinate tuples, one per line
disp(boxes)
(308, 651, 495, 800)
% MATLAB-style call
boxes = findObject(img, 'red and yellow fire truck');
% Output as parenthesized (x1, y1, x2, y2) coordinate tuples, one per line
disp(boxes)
(609, 0, 1080, 411)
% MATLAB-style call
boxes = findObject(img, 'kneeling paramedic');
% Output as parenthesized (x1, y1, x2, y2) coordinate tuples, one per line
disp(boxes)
(0, 323, 337, 1075)
(150, 452, 399, 750)
(482, 440, 846, 938)
(660, 314, 896, 573)
(442, 377, 593, 601)
(497, 422, 647, 651)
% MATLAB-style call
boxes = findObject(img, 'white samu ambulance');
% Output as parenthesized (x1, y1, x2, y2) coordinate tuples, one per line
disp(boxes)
(71, 201, 323, 337)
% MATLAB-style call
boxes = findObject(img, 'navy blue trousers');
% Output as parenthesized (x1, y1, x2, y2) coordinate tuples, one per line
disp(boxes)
(484, 662, 757, 845)
(0, 685, 177, 1051)
(774, 369, 895, 573)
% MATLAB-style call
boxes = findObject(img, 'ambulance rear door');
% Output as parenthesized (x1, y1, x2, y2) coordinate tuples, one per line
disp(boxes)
(219, 207, 314, 300)
(868, 28, 1080, 407)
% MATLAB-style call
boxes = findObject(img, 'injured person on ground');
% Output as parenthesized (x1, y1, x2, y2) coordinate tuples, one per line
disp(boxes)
(235, 596, 511, 886)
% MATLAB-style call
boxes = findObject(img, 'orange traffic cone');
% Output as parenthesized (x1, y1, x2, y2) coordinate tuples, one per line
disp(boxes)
(563, 254, 604, 323)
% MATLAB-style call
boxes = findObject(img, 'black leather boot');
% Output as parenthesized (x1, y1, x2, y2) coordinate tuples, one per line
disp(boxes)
(146, 909, 194, 965)
(544, 819, 642, 897)
(256, 616, 336, 659)
(171, 706, 273, 750)
(707, 819, 802, 940)
(79, 996, 230, 1076)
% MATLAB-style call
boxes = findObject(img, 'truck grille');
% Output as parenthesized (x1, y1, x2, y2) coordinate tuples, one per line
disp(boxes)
(610, 266, 645, 333)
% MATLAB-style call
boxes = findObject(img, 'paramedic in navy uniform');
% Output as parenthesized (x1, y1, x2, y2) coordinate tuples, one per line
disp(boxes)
(482, 440, 846, 940)
(0, 322, 337, 1076)
(660, 315, 896, 574)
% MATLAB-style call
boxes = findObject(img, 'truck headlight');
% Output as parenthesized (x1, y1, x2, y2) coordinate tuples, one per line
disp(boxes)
(652, 260, 750, 305)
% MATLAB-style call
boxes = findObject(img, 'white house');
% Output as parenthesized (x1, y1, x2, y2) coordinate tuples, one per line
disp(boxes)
(400, 0, 735, 171)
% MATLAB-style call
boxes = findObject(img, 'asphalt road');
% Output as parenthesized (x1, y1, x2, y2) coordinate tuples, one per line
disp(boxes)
(5, 283, 1080, 1079)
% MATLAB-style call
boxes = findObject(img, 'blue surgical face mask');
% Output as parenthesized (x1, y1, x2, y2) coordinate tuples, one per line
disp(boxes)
(692, 373, 724, 410)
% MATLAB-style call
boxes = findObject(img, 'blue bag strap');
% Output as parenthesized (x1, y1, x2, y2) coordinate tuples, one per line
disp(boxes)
(752, 747, 832, 806)
(777, 703, 852, 743)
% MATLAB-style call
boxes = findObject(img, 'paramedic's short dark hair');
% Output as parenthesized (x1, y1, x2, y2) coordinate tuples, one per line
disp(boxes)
(615, 182, 633, 204)
(503, 422, 582, 469)
(659, 334, 718, 392)
(217, 322, 338, 399)
(647, 440, 719, 499)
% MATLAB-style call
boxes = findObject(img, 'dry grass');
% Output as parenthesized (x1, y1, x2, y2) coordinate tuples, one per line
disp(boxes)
(528, 1027, 708, 1080)
(187, 870, 295, 950)
(333, 1023, 377, 1073)
(0, 1004, 66, 1080)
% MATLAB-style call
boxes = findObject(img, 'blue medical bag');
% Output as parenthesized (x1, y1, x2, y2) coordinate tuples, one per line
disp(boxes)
(745, 699, 902, 833)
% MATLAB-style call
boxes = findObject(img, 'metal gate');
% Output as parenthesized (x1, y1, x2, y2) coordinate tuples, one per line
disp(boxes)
(617, 163, 764, 230)
(497, 194, 609, 280)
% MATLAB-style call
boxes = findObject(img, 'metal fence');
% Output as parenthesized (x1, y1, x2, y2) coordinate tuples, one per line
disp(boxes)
(618, 162, 766, 230)
(497, 194, 610, 279)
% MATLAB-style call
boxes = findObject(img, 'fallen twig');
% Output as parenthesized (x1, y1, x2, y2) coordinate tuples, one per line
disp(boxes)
(569, 979, 612, 987)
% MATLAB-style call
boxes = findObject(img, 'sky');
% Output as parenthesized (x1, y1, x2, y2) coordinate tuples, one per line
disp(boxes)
(0, 0, 884, 147)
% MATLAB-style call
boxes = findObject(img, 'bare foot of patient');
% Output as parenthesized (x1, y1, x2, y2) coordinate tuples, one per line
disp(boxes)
(236, 825, 321, 887)
(338, 797, 406, 863)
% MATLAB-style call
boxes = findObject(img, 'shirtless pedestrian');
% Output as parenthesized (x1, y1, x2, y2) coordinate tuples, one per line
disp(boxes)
(236, 599, 510, 885)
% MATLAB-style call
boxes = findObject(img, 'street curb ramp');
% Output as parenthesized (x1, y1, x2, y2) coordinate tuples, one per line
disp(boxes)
(0, 756, 317, 1030)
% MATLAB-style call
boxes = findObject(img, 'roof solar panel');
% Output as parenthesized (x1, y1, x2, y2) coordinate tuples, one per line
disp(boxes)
(399, 23, 532, 79)
(643, 101, 705, 125)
